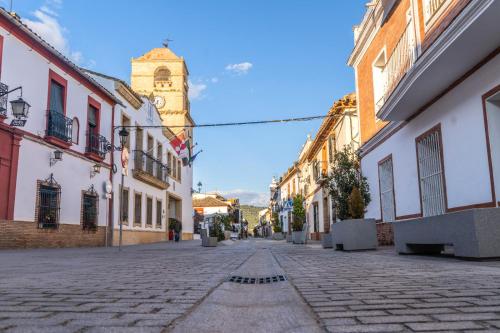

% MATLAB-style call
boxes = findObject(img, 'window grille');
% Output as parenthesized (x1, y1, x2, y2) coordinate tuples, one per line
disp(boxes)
(313, 203, 319, 233)
(82, 187, 98, 231)
(37, 174, 61, 229)
(417, 128, 446, 217)
(328, 135, 336, 164)
(146, 197, 153, 226)
(156, 200, 162, 228)
(423, 0, 449, 24)
(120, 188, 129, 224)
(378, 157, 395, 222)
(134, 193, 142, 225)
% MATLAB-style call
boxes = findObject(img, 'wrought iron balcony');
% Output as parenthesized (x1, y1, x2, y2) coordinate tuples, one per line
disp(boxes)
(46, 110, 72, 143)
(133, 150, 169, 188)
(378, 22, 417, 112)
(86, 132, 107, 159)
(424, 0, 448, 25)
(0, 82, 8, 117)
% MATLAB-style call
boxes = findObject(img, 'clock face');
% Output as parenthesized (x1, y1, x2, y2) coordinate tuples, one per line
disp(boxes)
(153, 95, 165, 109)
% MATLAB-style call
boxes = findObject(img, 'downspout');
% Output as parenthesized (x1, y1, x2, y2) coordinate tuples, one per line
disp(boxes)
(108, 104, 116, 247)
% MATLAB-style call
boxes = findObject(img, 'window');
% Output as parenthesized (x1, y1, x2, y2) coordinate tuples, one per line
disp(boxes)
(134, 193, 142, 225)
(167, 152, 172, 176)
(156, 200, 162, 228)
(87, 104, 99, 151)
(313, 202, 319, 233)
(172, 157, 177, 180)
(82, 191, 98, 231)
(416, 126, 446, 217)
(154, 67, 171, 86)
(328, 135, 336, 164)
(120, 188, 129, 224)
(372, 49, 387, 114)
(378, 156, 396, 222)
(37, 176, 61, 229)
(49, 80, 65, 114)
(177, 160, 182, 181)
(146, 197, 153, 226)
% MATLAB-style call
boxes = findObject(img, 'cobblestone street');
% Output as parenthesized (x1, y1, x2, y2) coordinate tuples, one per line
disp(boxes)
(2, 240, 500, 332)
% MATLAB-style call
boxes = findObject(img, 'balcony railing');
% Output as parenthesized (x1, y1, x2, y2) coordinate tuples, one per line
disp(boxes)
(134, 150, 168, 182)
(86, 132, 107, 159)
(379, 22, 417, 110)
(46, 110, 72, 143)
(424, 0, 448, 24)
(0, 82, 8, 117)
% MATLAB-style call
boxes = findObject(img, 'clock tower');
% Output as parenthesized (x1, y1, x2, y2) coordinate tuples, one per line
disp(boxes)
(131, 45, 194, 141)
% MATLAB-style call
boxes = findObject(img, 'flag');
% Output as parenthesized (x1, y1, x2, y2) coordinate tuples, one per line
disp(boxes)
(169, 131, 187, 156)
(188, 150, 203, 166)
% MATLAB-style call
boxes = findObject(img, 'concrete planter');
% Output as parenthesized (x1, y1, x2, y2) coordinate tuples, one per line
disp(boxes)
(272, 233, 284, 241)
(286, 234, 292, 243)
(202, 236, 218, 247)
(322, 233, 333, 248)
(332, 219, 377, 251)
(394, 208, 500, 259)
(292, 231, 306, 244)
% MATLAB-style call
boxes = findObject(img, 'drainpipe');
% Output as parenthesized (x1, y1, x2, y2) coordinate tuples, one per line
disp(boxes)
(108, 104, 116, 247)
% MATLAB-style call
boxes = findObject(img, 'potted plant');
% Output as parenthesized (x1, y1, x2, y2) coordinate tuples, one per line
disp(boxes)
(272, 212, 284, 240)
(292, 195, 306, 244)
(328, 147, 376, 251)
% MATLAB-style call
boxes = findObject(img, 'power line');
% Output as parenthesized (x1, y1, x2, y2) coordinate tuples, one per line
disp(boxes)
(117, 113, 341, 130)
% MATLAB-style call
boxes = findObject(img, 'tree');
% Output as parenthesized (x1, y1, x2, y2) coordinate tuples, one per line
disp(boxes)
(348, 187, 365, 219)
(272, 212, 282, 233)
(327, 146, 371, 220)
(292, 195, 306, 231)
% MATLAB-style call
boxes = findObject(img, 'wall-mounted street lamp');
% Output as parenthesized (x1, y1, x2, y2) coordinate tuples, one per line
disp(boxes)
(90, 163, 101, 178)
(118, 127, 129, 148)
(0, 84, 31, 126)
(50, 150, 63, 167)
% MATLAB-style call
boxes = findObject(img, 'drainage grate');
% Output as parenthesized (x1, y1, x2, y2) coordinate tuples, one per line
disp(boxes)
(227, 274, 287, 284)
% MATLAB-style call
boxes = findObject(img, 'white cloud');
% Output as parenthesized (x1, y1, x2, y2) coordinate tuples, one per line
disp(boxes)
(188, 81, 207, 100)
(211, 77, 219, 83)
(221, 189, 268, 207)
(23, 1, 93, 67)
(225, 62, 253, 75)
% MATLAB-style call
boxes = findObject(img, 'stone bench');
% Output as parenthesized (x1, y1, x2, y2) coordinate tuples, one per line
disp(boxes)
(393, 208, 500, 259)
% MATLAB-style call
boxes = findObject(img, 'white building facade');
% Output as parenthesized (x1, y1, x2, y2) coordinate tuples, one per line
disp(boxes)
(0, 10, 120, 248)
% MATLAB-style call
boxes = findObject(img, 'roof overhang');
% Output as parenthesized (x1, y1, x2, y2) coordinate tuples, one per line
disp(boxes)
(378, 0, 500, 121)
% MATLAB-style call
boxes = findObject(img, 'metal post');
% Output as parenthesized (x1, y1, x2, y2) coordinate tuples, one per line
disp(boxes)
(119, 172, 124, 251)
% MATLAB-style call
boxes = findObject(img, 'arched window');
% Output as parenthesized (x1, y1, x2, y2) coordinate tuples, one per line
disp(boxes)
(154, 67, 171, 84)
(72, 117, 79, 144)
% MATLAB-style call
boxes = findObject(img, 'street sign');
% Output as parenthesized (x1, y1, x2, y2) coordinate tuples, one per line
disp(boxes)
(10, 119, 26, 127)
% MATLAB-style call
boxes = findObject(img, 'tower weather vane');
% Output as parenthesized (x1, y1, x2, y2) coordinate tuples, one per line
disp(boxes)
(163, 38, 173, 48)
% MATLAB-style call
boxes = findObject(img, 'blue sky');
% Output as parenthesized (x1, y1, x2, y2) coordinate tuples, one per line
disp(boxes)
(10, 0, 367, 206)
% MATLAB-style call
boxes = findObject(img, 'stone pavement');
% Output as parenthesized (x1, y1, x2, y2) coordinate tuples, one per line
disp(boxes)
(1, 239, 500, 332)
(272, 244, 500, 332)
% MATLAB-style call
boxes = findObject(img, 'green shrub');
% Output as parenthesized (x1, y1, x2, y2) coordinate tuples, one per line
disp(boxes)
(327, 146, 371, 220)
(292, 195, 305, 232)
(348, 187, 365, 219)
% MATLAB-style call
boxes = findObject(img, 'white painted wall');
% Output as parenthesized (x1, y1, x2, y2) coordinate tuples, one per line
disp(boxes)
(362, 55, 500, 220)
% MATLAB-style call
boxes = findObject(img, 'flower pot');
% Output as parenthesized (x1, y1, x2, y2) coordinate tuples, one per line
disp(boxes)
(292, 230, 306, 244)
(332, 218, 377, 251)
(272, 233, 284, 240)
(322, 233, 333, 248)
